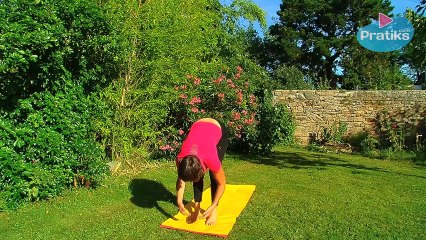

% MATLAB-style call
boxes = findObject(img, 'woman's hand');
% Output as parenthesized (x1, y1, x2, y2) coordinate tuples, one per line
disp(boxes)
(178, 202, 190, 216)
(201, 168, 225, 225)
(201, 204, 216, 219)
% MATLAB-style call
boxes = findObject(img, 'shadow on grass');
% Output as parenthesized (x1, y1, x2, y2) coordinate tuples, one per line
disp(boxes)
(129, 179, 179, 219)
(245, 150, 426, 179)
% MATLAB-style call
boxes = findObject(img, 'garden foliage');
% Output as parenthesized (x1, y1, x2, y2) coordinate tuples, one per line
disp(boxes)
(0, 87, 108, 210)
(154, 67, 295, 158)
(0, 0, 124, 209)
(98, 0, 291, 161)
(0, 0, 296, 209)
(0, 0, 123, 109)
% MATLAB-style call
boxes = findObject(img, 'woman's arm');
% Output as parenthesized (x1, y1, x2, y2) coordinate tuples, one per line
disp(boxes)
(202, 167, 226, 218)
(176, 177, 190, 216)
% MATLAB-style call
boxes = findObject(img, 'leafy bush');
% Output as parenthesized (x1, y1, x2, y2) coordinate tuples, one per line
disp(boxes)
(0, 0, 124, 109)
(152, 67, 294, 158)
(346, 131, 369, 148)
(0, 0, 122, 209)
(255, 91, 295, 153)
(415, 145, 426, 163)
(360, 134, 379, 154)
(414, 122, 426, 163)
(376, 111, 406, 151)
(311, 122, 348, 145)
(154, 67, 258, 158)
(0, 88, 108, 210)
(273, 64, 311, 90)
(97, 0, 271, 162)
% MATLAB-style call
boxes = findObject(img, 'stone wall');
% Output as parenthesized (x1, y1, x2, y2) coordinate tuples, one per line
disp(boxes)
(273, 90, 426, 144)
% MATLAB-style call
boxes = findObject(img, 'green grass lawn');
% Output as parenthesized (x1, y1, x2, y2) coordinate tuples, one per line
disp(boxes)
(1, 147, 425, 239)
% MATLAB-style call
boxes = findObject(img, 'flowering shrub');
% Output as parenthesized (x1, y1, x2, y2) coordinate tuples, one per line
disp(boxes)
(155, 66, 261, 158)
(377, 111, 405, 151)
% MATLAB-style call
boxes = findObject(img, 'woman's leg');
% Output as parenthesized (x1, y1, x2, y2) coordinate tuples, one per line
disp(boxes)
(210, 121, 229, 201)
(193, 175, 204, 202)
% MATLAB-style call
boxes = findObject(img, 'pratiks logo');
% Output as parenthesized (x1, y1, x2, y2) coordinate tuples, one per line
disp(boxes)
(356, 13, 414, 52)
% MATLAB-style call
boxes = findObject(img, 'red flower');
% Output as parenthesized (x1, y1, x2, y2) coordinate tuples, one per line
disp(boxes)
(194, 78, 201, 85)
(237, 66, 243, 73)
(174, 86, 179, 91)
(189, 96, 202, 105)
(191, 107, 199, 113)
(180, 85, 187, 90)
(236, 90, 243, 105)
(214, 75, 226, 84)
(226, 78, 236, 88)
(179, 94, 188, 99)
(160, 145, 172, 151)
(391, 123, 398, 129)
(249, 94, 256, 104)
(244, 118, 254, 125)
(244, 113, 256, 125)
(217, 93, 225, 100)
(178, 129, 184, 135)
(232, 111, 241, 120)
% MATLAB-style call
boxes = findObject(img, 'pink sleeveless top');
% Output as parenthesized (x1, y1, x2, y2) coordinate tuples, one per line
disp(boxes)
(177, 121, 222, 173)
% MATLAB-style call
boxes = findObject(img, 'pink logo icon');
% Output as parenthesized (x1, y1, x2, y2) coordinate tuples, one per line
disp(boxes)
(379, 13, 393, 28)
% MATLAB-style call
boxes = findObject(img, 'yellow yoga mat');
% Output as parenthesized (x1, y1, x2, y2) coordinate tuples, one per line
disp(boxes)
(160, 184, 256, 238)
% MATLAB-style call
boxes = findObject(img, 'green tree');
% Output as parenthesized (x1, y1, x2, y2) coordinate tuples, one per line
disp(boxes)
(417, 0, 426, 15)
(266, 0, 394, 89)
(98, 0, 272, 162)
(0, 0, 123, 110)
(273, 64, 311, 89)
(99, 0, 227, 162)
(343, 46, 412, 90)
(401, 9, 426, 85)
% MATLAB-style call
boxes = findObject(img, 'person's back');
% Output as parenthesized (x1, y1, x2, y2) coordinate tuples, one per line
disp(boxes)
(177, 118, 222, 172)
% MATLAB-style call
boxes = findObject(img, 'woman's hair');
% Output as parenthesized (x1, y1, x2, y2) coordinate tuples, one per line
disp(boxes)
(178, 155, 204, 182)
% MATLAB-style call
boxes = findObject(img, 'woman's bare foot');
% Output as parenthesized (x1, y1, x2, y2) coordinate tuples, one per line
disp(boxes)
(205, 207, 217, 225)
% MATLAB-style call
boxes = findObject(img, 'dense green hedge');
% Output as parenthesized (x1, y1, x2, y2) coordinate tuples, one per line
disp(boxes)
(0, 0, 123, 109)
(0, 0, 124, 209)
(0, 87, 108, 209)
